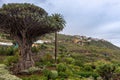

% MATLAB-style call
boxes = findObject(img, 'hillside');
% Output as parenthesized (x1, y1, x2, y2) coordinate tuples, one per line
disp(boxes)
(0, 33, 120, 62)
(42, 33, 120, 50)
(0, 33, 120, 79)
(41, 33, 120, 63)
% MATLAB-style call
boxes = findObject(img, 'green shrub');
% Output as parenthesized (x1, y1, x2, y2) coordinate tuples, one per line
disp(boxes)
(4, 54, 19, 66)
(42, 69, 52, 79)
(115, 66, 120, 73)
(96, 63, 116, 80)
(35, 62, 45, 68)
(58, 71, 68, 78)
(65, 57, 75, 64)
(31, 46, 39, 53)
(76, 71, 99, 79)
(22, 75, 47, 80)
(83, 64, 93, 71)
(42, 69, 58, 80)
(28, 67, 40, 74)
(0, 47, 4, 55)
(43, 53, 53, 62)
(51, 70, 58, 80)
(74, 60, 84, 67)
(0, 46, 18, 56)
(65, 68, 73, 77)
(0, 64, 22, 80)
(5, 47, 14, 55)
(57, 63, 66, 72)
(40, 44, 48, 50)
(77, 72, 91, 78)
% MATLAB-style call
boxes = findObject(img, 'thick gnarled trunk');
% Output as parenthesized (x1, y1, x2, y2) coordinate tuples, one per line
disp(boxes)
(13, 35, 35, 73)
(18, 44, 34, 71)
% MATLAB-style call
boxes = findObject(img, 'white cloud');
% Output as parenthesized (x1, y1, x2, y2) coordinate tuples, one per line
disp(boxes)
(95, 21, 120, 33)
(1, 0, 120, 47)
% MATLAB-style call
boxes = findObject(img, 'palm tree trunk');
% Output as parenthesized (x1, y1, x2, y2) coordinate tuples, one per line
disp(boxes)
(55, 32, 58, 63)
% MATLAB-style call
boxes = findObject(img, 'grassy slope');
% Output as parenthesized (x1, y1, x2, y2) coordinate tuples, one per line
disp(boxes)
(43, 33, 120, 63)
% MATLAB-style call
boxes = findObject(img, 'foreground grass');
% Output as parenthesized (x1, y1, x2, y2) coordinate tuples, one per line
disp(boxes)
(0, 64, 22, 80)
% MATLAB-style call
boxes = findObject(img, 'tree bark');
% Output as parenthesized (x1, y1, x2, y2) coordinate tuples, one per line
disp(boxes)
(18, 44, 34, 71)
(13, 36, 35, 72)
(55, 32, 57, 63)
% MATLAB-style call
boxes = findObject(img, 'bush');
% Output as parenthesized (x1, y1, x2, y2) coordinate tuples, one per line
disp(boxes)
(58, 71, 68, 78)
(65, 68, 73, 77)
(0, 46, 18, 56)
(0, 47, 5, 55)
(115, 66, 120, 73)
(5, 47, 14, 55)
(4, 53, 19, 66)
(65, 57, 75, 64)
(57, 63, 66, 72)
(74, 60, 84, 67)
(77, 71, 99, 79)
(28, 67, 40, 74)
(43, 53, 53, 62)
(77, 72, 92, 78)
(83, 64, 93, 71)
(22, 75, 47, 80)
(40, 44, 48, 50)
(42, 69, 58, 80)
(42, 69, 52, 80)
(96, 63, 116, 80)
(0, 64, 22, 80)
(35, 62, 45, 68)
(31, 46, 39, 53)
(51, 70, 58, 80)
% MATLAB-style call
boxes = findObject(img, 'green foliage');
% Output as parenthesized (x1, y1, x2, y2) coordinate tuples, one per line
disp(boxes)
(43, 69, 52, 79)
(35, 62, 45, 68)
(83, 64, 94, 71)
(50, 70, 58, 80)
(28, 67, 40, 74)
(59, 45, 68, 54)
(42, 53, 54, 64)
(0, 46, 18, 56)
(58, 71, 68, 78)
(74, 60, 84, 67)
(65, 68, 73, 77)
(56, 63, 69, 78)
(57, 63, 66, 72)
(22, 75, 47, 80)
(115, 66, 120, 73)
(0, 64, 22, 80)
(0, 3, 65, 41)
(65, 57, 75, 64)
(31, 46, 39, 53)
(40, 44, 48, 50)
(96, 63, 116, 80)
(44, 53, 53, 61)
(77, 71, 99, 79)
(4, 53, 19, 66)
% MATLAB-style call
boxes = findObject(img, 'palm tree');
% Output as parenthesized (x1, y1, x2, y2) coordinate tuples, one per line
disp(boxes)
(51, 14, 66, 63)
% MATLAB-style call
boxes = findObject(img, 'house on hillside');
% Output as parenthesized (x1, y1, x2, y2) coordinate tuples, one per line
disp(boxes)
(0, 42, 13, 46)
(73, 39, 90, 46)
(32, 40, 52, 47)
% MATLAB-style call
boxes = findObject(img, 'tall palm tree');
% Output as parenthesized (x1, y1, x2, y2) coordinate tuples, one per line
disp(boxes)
(51, 14, 66, 63)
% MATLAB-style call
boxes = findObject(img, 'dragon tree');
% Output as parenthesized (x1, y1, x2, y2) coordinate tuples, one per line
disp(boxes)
(0, 3, 65, 72)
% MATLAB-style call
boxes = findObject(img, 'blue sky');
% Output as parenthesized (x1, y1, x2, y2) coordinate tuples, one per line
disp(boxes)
(0, 0, 120, 47)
